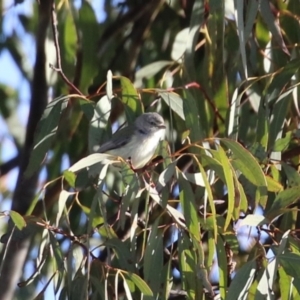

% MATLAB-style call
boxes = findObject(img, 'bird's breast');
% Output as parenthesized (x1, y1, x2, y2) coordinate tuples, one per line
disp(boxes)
(129, 129, 164, 168)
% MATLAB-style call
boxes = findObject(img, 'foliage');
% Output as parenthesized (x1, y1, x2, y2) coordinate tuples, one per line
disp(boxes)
(2, 0, 300, 299)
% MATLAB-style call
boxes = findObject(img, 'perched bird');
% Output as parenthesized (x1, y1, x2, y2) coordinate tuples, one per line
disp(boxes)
(94, 112, 166, 169)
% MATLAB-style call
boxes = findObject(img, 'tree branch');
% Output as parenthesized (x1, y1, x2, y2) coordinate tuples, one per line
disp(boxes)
(0, 0, 52, 298)
(0, 155, 20, 177)
(50, 1, 83, 95)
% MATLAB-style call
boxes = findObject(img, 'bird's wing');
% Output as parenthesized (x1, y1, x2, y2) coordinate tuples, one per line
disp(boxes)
(97, 127, 131, 153)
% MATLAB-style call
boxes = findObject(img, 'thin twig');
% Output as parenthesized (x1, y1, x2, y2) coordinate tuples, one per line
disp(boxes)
(50, 1, 83, 95)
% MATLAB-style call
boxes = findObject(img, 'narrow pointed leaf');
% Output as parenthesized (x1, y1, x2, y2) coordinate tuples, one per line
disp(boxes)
(266, 186, 300, 221)
(25, 96, 68, 177)
(10, 211, 26, 230)
(119, 76, 143, 122)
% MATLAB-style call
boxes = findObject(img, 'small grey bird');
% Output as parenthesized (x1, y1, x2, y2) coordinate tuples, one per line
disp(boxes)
(95, 112, 166, 169)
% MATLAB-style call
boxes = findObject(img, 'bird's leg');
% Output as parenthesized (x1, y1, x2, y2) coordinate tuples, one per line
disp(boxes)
(126, 156, 138, 172)
(125, 157, 156, 188)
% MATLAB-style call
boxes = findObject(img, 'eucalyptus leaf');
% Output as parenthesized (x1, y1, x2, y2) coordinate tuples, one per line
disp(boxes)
(160, 92, 185, 120)
(25, 96, 68, 177)
(10, 211, 26, 230)
(266, 186, 300, 221)
(119, 76, 143, 121)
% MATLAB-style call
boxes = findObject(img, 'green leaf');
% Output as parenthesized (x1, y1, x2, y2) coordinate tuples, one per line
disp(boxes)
(266, 59, 300, 106)
(119, 76, 143, 122)
(293, 278, 300, 298)
(272, 131, 293, 152)
(266, 176, 283, 192)
(10, 211, 26, 230)
(63, 170, 76, 187)
(49, 231, 64, 271)
(256, 259, 276, 298)
(201, 153, 225, 182)
(97, 225, 117, 241)
(79, 99, 94, 121)
(135, 61, 172, 80)
(123, 272, 153, 296)
(159, 139, 173, 168)
(197, 267, 213, 297)
(220, 138, 267, 187)
(157, 161, 176, 191)
(165, 204, 186, 229)
(178, 171, 200, 240)
(88, 164, 109, 230)
(160, 92, 185, 120)
(188, 161, 217, 238)
(78, 2, 99, 93)
(236, 180, 249, 213)
(25, 188, 44, 216)
(122, 276, 133, 300)
(244, 1, 259, 42)
(88, 95, 111, 153)
(178, 231, 198, 299)
(279, 252, 300, 278)
(60, 8, 77, 67)
(223, 232, 240, 254)
(25, 96, 68, 177)
(239, 214, 268, 227)
(119, 163, 139, 229)
(217, 146, 235, 229)
(74, 169, 90, 190)
(248, 141, 268, 162)
(183, 172, 205, 186)
(235, 0, 247, 78)
(68, 153, 117, 172)
(56, 190, 71, 226)
(259, 0, 289, 56)
(216, 235, 227, 299)
(278, 266, 292, 300)
(183, 90, 204, 142)
(282, 163, 300, 187)
(227, 88, 240, 139)
(256, 97, 269, 150)
(268, 90, 293, 150)
(143, 219, 163, 297)
(160, 261, 173, 300)
(171, 28, 189, 61)
(104, 238, 136, 273)
(106, 70, 113, 100)
(266, 186, 300, 221)
(207, 231, 215, 270)
(227, 260, 256, 299)
(184, 1, 205, 80)
(69, 275, 88, 300)
(90, 260, 105, 297)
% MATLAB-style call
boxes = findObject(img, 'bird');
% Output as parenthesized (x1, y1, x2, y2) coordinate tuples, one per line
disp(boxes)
(94, 112, 166, 169)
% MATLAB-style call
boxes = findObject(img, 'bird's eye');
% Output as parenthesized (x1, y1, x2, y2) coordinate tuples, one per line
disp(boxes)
(150, 121, 156, 126)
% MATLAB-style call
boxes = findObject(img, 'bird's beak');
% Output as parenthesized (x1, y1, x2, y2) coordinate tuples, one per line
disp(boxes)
(159, 124, 166, 129)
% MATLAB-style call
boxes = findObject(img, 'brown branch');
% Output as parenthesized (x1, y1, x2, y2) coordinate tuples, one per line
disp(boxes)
(0, 0, 52, 298)
(50, 1, 83, 95)
(0, 155, 20, 177)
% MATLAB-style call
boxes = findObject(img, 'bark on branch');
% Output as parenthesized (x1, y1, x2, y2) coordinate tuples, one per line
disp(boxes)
(0, 0, 51, 298)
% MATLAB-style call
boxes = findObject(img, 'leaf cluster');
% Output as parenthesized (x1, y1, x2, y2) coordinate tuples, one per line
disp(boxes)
(2, 1, 300, 300)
